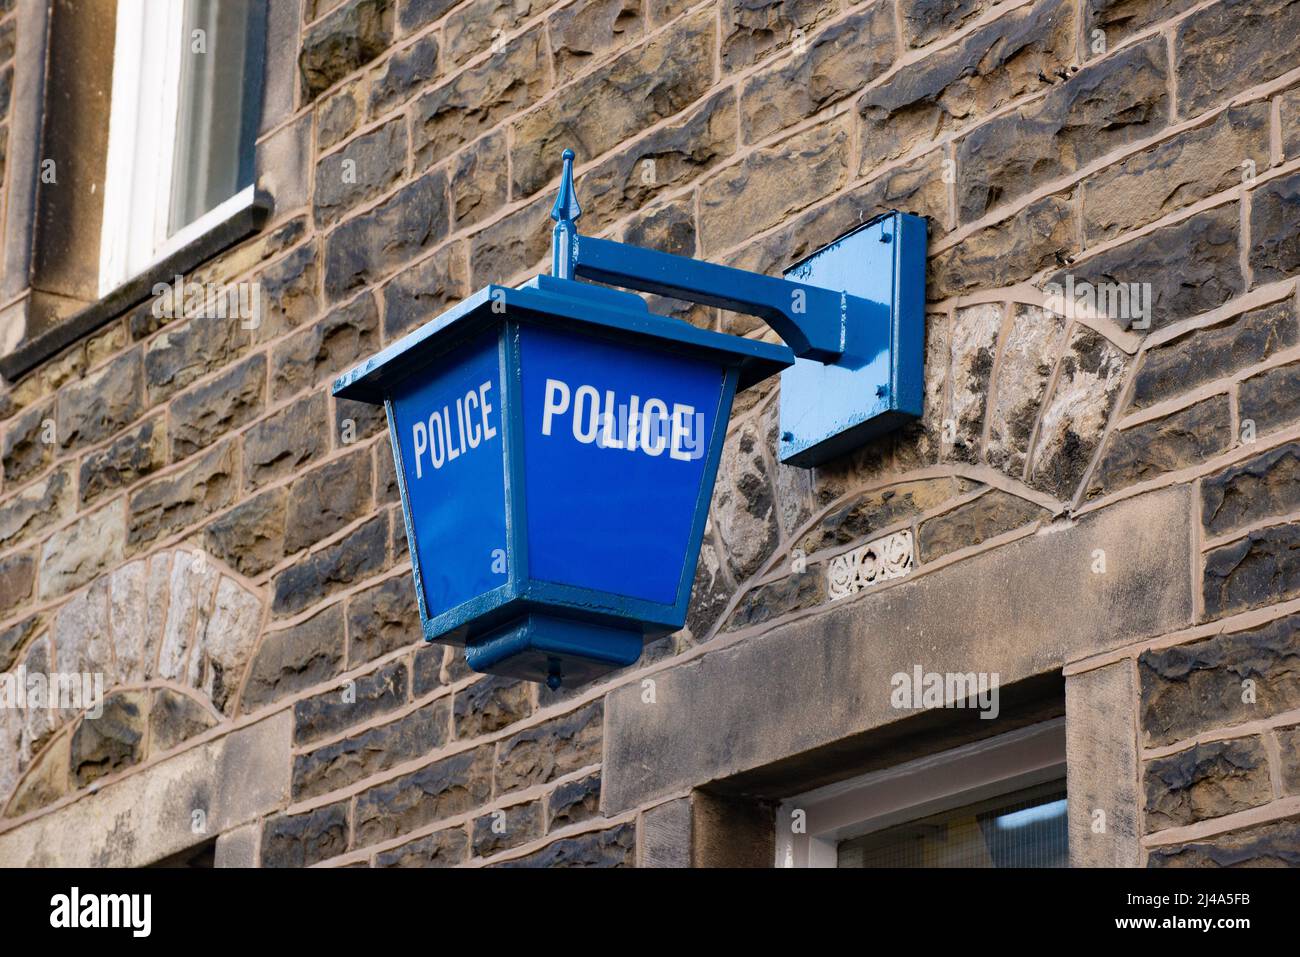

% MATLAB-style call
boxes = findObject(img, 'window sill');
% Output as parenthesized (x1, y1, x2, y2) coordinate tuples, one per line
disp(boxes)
(0, 191, 272, 383)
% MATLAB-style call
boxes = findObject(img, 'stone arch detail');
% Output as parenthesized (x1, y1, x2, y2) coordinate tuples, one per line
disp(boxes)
(2, 683, 221, 820)
(0, 547, 265, 816)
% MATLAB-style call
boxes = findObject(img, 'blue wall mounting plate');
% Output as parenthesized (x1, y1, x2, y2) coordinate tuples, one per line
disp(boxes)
(779, 211, 928, 468)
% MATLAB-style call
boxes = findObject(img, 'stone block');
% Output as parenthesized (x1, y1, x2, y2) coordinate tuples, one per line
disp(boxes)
(1143, 736, 1273, 831)
(70, 690, 148, 787)
(1174, 0, 1300, 117)
(508, 11, 713, 198)
(39, 500, 126, 600)
(369, 32, 439, 115)
(1087, 395, 1234, 497)
(345, 576, 419, 667)
(414, 28, 548, 171)
(261, 800, 350, 866)
(1240, 361, 1300, 438)
(352, 746, 493, 846)
(56, 348, 143, 453)
(314, 118, 408, 227)
(859, 0, 1075, 175)
(324, 171, 449, 301)
(1082, 103, 1269, 242)
(271, 514, 388, 616)
(546, 771, 602, 832)
(127, 440, 238, 549)
(496, 821, 634, 867)
(168, 355, 266, 459)
(918, 490, 1050, 561)
(452, 675, 533, 738)
(471, 799, 542, 857)
(700, 120, 848, 254)
(740, 2, 894, 144)
(1066, 663, 1139, 866)
(240, 604, 347, 713)
(1203, 521, 1300, 619)
(242, 391, 328, 491)
(1249, 170, 1300, 285)
(1140, 614, 1300, 747)
(1201, 443, 1300, 538)
(1149, 814, 1300, 866)
(1027, 326, 1128, 501)
(299, 0, 394, 101)
(495, 702, 603, 794)
(374, 826, 467, 867)
(292, 699, 448, 799)
(0, 462, 73, 547)
(285, 450, 373, 554)
(1130, 299, 1296, 411)
(293, 659, 407, 745)
(955, 35, 1168, 222)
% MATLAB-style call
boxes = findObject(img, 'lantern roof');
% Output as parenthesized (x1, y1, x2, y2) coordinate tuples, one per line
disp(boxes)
(333, 274, 793, 406)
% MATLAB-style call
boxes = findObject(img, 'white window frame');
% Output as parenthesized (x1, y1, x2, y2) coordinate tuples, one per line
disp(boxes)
(98, 0, 255, 297)
(776, 717, 1067, 868)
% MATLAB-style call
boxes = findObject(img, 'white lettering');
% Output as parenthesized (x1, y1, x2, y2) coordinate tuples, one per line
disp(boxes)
(542, 379, 570, 436)
(641, 398, 668, 456)
(464, 389, 482, 448)
(573, 385, 601, 443)
(535, 378, 706, 461)
(669, 403, 696, 462)
(479, 382, 498, 440)
(409, 378, 500, 478)
(412, 421, 428, 479)
(428, 410, 445, 469)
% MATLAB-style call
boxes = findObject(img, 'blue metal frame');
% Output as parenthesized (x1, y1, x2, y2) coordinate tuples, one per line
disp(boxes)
(336, 269, 782, 685)
(779, 210, 928, 466)
(333, 147, 926, 685)
(547, 149, 928, 465)
(570, 236, 852, 362)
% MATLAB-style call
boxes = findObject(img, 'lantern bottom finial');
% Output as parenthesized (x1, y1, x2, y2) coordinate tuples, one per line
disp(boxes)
(463, 613, 644, 686)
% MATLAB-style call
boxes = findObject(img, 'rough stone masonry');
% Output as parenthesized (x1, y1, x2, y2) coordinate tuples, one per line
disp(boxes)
(0, 0, 1298, 867)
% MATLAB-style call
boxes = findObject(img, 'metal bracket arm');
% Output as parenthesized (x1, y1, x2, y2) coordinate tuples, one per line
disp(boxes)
(570, 236, 851, 362)
(550, 150, 855, 363)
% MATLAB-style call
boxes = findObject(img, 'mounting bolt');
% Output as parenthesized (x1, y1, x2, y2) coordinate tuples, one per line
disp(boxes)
(879, 231, 892, 243)
(781, 431, 794, 442)
(876, 384, 888, 397)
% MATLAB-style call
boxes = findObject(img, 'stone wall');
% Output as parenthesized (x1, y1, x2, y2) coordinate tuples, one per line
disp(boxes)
(0, 0, 1298, 866)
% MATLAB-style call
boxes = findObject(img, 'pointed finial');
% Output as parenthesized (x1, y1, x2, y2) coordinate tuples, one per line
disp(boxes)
(551, 148, 581, 226)
(551, 148, 581, 279)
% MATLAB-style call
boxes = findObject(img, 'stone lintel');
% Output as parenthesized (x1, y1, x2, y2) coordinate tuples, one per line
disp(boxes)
(603, 486, 1191, 814)
(0, 711, 291, 867)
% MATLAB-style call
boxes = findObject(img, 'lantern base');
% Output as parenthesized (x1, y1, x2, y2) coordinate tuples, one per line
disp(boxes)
(463, 613, 644, 688)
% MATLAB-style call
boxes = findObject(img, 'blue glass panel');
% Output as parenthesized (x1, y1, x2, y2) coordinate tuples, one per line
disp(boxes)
(519, 325, 724, 605)
(390, 332, 508, 618)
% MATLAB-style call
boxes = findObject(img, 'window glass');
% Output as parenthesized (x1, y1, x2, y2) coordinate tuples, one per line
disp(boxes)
(837, 780, 1068, 868)
(169, 0, 257, 235)
(99, 0, 263, 295)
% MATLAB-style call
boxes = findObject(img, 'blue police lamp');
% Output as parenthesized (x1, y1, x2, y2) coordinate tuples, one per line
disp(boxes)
(334, 149, 926, 687)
